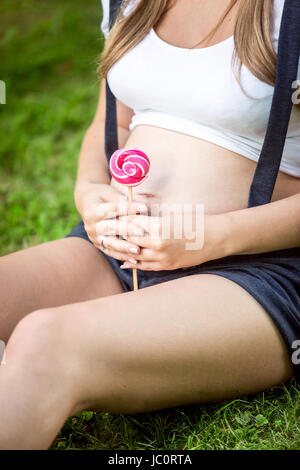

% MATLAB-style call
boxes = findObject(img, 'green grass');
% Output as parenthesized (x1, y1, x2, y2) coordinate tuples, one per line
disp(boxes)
(1, 0, 299, 451)
(53, 385, 300, 450)
(0, 0, 103, 251)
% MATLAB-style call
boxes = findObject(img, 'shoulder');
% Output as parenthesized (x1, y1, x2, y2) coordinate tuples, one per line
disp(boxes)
(271, 0, 285, 50)
(100, 0, 140, 38)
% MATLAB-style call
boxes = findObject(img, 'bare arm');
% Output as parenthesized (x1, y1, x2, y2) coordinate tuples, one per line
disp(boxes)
(221, 192, 300, 256)
(71, 79, 148, 257)
(74, 78, 134, 210)
(117, 192, 300, 272)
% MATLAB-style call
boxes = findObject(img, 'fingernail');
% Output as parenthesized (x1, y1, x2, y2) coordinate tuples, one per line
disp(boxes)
(133, 228, 144, 236)
(120, 263, 129, 269)
(128, 258, 137, 264)
(129, 246, 138, 254)
(137, 204, 148, 213)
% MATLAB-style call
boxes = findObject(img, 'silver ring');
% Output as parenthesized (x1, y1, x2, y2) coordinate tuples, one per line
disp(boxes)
(99, 235, 107, 251)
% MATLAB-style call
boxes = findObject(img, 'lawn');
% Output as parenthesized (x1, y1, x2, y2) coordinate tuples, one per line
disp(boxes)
(0, 0, 299, 451)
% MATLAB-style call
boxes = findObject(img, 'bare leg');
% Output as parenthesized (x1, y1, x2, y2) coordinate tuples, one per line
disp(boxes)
(0, 237, 123, 342)
(0, 274, 293, 449)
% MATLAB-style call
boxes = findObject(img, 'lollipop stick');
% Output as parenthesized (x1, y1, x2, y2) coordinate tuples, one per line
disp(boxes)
(128, 187, 139, 291)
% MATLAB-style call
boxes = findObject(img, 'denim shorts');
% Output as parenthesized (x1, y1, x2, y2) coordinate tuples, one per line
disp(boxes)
(64, 219, 300, 381)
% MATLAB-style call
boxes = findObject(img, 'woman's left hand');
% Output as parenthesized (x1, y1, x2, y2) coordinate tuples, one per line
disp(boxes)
(117, 212, 229, 271)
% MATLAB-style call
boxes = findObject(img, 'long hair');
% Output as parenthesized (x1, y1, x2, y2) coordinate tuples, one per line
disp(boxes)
(99, 0, 299, 106)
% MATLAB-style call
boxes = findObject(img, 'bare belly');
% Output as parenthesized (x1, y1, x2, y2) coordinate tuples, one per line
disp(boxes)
(111, 125, 300, 215)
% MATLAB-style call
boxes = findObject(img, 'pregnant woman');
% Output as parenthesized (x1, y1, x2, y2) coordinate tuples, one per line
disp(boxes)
(0, 0, 300, 449)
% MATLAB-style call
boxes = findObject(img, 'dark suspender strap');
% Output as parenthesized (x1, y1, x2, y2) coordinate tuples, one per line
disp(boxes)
(104, 0, 123, 164)
(248, 0, 300, 208)
(108, 0, 123, 29)
(105, 81, 119, 163)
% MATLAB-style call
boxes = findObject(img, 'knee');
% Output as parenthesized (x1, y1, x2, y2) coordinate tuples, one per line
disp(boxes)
(7, 309, 78, 384)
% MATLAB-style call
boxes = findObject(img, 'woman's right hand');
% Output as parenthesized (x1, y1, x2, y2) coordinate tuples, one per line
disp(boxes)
(74, 182, 148, 261)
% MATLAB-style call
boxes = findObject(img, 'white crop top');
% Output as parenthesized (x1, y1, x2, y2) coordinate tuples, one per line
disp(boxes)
(100, 0, 300, 177)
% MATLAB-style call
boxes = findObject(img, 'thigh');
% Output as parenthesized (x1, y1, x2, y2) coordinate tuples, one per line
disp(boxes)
(43, 273, 294, 413)
(0, 237, 124, 342)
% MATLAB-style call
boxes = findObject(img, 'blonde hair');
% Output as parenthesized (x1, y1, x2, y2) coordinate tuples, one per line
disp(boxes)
(99, 0, 299, 107)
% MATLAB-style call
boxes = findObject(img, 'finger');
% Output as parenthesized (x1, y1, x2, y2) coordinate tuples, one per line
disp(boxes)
(120, 260, 162, 271)
(122, 234, 162, 249)
(95, 202, 149, 220)
(102, 249, 129, 262)
(126, 247, 156, 261)
(96, 219, 146, 238)
(118, 214, 153, 230)
(98, 235, 142, 256)
(98, 239, 136, 262)
(102, 249, 140, 263)
(97, 184, 128, 203)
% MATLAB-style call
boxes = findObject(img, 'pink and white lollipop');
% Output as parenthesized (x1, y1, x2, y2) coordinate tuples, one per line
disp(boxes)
(109, 148, 151, 291)
(109, 148, 150, 187)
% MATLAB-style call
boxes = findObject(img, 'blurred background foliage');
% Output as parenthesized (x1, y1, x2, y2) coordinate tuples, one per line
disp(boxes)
(0, 0, 103, 254)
